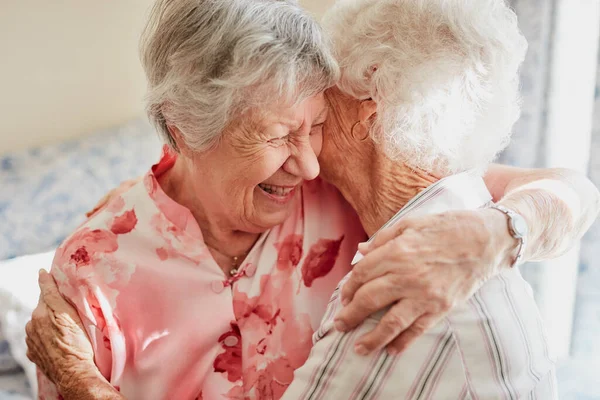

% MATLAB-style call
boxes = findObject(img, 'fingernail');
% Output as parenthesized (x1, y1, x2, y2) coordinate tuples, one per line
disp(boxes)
(355, 344, 368, 356)
(357, 242, 369, 252)
(341, 297, 350, 306)
(334, 320, 348, 332)
(351, 251, 364, 266)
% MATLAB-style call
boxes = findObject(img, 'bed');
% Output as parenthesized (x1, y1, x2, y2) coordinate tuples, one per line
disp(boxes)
(0, 118, 161, 399)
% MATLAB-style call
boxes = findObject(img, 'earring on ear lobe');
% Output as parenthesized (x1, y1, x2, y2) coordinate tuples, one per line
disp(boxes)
(351, 121, 370, 142)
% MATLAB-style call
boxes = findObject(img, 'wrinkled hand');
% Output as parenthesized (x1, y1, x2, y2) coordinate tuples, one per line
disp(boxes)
(86, 178, 141, 217)
(26, 271, 102, 396)
(335, 208, 517, 355)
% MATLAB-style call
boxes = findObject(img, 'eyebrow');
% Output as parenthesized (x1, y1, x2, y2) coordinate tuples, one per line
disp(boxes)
(280, 106, 328, 133)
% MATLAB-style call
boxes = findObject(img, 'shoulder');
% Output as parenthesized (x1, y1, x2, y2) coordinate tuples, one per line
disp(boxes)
(55, 181, 146, 260)
(51, 182, 149, 297)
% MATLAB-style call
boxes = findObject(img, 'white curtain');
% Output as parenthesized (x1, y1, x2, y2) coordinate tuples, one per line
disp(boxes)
(504, 0, 600, 397)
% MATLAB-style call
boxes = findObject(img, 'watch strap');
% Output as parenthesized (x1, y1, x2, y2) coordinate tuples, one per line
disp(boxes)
(490, 204, 527, 268)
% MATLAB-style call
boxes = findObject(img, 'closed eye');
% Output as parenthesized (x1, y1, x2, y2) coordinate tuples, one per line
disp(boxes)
(268, 135, 289, 146)
(310, 124, 324, 135)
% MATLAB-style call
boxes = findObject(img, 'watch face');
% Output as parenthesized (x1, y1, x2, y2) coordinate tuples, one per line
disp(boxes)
(511, 214, 529, 238)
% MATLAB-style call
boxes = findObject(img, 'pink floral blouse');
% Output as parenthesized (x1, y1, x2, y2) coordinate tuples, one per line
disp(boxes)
(38, 148, 366, 400)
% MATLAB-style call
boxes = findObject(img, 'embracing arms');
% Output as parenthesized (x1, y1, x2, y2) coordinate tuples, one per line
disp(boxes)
(27, 271, 124, 400)
(484, 164, 600, 261)
(25, 164, 599, 399)
(333, 163, 600, 355)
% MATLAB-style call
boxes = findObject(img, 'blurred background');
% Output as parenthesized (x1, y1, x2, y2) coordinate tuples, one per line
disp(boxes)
(0, 0, 598, 399)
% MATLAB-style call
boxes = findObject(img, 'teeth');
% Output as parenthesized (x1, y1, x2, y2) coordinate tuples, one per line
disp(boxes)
(259, 184, 294, 196)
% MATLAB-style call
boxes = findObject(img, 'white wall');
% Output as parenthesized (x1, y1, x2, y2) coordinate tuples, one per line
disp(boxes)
(0, 0, 155, 154)
(302, 0, 334, 18)
(0, 0, 335, 155)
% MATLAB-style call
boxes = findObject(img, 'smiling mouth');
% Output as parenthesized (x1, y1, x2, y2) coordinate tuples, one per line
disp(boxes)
(258, 183, 296, 196)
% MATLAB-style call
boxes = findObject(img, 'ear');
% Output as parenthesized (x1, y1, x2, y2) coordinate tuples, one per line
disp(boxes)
(357, 99, 377, 126)
(166, 124, 189, 155)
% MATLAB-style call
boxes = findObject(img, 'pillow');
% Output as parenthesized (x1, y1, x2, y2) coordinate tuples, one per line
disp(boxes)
(0, 250, 56, 398)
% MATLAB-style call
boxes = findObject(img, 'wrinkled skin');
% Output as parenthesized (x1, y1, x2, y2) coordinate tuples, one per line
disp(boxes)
(26, 271, 110, 398)
(334, 208, 516, 355)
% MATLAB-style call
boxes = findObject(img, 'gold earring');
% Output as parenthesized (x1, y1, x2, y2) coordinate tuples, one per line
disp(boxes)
(351, 121, 370, 142)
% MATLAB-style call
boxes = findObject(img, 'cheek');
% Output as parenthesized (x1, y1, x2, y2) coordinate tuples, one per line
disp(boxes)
(242, 147, 290, 184)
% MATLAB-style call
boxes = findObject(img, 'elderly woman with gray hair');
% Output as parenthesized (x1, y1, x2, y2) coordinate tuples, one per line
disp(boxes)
(25, 0, 599, 399)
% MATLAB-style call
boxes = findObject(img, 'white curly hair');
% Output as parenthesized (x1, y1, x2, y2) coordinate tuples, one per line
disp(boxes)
(322, 0, 528, 174)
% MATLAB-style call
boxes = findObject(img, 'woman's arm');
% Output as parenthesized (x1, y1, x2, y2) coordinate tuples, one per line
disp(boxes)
(484, 163, 600, 261)
(26, 165, 599, 392)
(61, 378, 124, 400)
(26, 271, 124, 400)
(334, 164, 600, 355)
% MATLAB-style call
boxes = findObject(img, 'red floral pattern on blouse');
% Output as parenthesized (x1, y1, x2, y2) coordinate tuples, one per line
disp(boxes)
(38, 147, 365, 400)
(301, 236, 345, 287)
(110, 209, 138, 234)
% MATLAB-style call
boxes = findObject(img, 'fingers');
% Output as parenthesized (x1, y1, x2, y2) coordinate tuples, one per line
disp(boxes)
(38, 269, 54, 291)
(35, 292, 43, 308)
(25, 335, 37, 364)
(342, 237, 412, 305)
(85, 207, 101, 218)
(364, 219, 412, 254)
(353, 300, 422, 355)
(32, 278, 64, 336)
(354, 219, 411, 263)
(25, 320, 34, 338)
(25, 321, 50, 374)
(86, 178, 141, 217)
(86, 191, 113, 217)
(31, 298, 49, 322)
(25, 328, 39, 363)
(336, 277, 401, 332)
(26, 348, 33, 364)
(387, 313, 440, 355)
(39, 270, 65, 310)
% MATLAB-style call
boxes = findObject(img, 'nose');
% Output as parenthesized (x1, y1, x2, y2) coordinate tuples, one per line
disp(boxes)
(283, 141, 320, 180)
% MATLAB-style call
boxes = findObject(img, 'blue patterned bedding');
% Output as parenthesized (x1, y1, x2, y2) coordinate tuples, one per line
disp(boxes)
(0, 118, 161, 260)
(0, 118, 161, 398)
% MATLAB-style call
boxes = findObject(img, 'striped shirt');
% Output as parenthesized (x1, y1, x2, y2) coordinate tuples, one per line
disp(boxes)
(282, 172, 557, 400)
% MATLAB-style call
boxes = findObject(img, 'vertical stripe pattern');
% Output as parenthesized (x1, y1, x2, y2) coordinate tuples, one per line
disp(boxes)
(281, 174, 557, 400)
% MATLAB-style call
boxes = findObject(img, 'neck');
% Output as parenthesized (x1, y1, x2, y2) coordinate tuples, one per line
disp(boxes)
(334, 151, 439, 236)
(321, 88, 439, 236)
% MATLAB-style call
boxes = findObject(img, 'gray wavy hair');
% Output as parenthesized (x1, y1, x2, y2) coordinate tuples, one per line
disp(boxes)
(323, 0, 528, 174)
(141, 0, 339, 151)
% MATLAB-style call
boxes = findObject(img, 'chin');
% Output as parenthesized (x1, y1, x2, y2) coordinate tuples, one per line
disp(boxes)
(249, 207, 294, 232)
(264, 210, 293, 227)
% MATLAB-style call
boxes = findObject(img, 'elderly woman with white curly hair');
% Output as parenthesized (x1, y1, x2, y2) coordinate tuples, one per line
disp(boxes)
(24, 0, 599, 399)
(283, 0, 580, 397)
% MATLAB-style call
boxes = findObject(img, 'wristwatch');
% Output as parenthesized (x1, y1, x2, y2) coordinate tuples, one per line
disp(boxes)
(489, 204, 528, 268)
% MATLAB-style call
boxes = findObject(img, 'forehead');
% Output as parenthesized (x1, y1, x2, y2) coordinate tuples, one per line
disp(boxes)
(252, 93, 327, 129)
